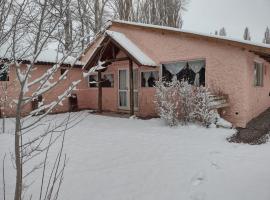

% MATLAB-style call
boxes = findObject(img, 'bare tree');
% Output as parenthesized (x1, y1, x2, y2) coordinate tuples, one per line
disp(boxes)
(110, 0, 189, 28)
(109, 0, 133, 21)
(219, 27, 227, 36)
(0, 0, 86, 199)
(243, 27, 251, 41)
(263, 27, 270, 44)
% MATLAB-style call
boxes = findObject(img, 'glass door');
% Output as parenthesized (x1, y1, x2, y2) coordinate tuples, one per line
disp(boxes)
(119, 69, 128, 109)
(118, 68, 139, 110)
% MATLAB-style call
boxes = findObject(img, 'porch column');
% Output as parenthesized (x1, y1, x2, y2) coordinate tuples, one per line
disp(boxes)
(98, 70, 102, 113)
(129, 59, 134, 116)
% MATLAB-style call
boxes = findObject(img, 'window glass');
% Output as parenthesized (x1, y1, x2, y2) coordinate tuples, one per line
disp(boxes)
(89, 74, 114, 88)
(89, 75, 98, 87)
(60, 68, 67, 75)
(162, 60, 205, 86)
(254, 62, 263, 86)
(0, 64, 9, 81)
(141, 71, 159, 87)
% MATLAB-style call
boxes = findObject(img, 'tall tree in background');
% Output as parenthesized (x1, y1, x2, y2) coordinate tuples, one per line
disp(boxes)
(219, 27, 227, 36)
(110, 0, 189, 28)
(263, 27, 270, 44)
(243, 27, 251, 41)
(109, 0, 133, 21)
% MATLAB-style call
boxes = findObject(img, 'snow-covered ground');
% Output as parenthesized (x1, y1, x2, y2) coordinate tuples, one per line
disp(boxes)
(1, 111, 270, 200)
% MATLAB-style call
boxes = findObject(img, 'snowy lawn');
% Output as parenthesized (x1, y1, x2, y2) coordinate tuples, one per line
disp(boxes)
(1, 111, 270, 200)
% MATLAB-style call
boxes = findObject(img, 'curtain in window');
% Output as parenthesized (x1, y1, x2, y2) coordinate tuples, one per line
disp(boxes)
(152, 71, 159, 80)
(143, 72, 151, 87)
(164, 62, 187, 79)
(189, 60, 205, 86)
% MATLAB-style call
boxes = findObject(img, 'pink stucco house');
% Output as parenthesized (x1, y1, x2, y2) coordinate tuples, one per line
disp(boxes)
(1, 20, 270, 128)
(81, 20, 270, 128)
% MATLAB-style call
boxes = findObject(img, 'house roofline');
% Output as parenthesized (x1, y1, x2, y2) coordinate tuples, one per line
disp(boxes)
(110, 20, 270, 61)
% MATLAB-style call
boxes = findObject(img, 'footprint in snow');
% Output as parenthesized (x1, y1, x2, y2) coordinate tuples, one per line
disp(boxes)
(210, 161, 221, 169)
(191, 171, 205, 186)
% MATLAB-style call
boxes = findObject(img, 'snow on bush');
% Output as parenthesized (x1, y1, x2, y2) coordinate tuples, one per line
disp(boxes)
(155, 79, 217, 127)
(191, 86, 217, 126)
(155, 77, 180, 126)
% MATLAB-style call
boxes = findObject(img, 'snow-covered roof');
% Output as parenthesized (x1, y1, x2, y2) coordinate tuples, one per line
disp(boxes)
(112, 20, 270, 50)
(0, 42, 83, 66)
(105, 30, 156, 66)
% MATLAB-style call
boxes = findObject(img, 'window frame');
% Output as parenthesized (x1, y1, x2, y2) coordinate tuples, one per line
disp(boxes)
(0, 64, 9, 81)
(254, 62, 264, 87)
(141, 70, 160, 88)
(88, 74, 98, 88)
(161, 59, 206, 87)
(88, 73, 115, 88)
(102, 73, 114, 88)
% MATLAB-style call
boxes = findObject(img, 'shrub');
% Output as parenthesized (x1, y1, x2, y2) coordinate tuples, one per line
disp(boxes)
(154, 79, 217, 127)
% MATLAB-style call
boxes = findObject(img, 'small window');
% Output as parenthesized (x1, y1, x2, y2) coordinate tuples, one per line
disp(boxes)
(32, 95, 43, 111)
(0, 64, 9, 81)
(60, 68, 67, 75)
(254, 62, 263, 87)
(89, 75, 98, 87)
(141, 71, 159, 87)
(102, 74, 114, 88)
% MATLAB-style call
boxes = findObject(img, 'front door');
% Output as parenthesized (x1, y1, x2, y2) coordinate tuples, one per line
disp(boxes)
(118, 69, 138, 110)
(119, 69, 129, 109)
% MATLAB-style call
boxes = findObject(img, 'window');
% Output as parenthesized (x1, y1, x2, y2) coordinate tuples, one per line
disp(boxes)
(141, 71, 159, 87)
(88, 73, 114, 88)
(254, 62, 264, 87)
(89, 75, 98, 87)
(102, 74, 114, 88)
(162, 60, 205, 86)
(31, 95, 43, 111)
(0, 64, 9, 81)
(60, 68, 67, 75)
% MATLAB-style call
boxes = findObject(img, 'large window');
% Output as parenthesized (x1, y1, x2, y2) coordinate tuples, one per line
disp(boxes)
(0, 64, 9, 81)
(254, 62, 263, 87)
(141, 71, 159, 87)
(162, 60, 205, 86)
(88, 73, 114, 88)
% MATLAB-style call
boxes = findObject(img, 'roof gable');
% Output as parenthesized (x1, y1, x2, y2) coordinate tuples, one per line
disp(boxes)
(84, 30, 157, 69)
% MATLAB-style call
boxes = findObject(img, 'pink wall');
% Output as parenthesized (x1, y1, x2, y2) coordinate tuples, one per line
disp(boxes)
(0, 63, 91, 117)
(246, 53, 270, 123)
(81, 23, 269, 128)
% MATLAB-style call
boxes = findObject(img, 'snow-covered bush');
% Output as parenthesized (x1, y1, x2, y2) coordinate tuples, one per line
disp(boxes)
(191, 86, 217, 126)
(155, 77, 180, 126)
(155, 79, 217, 127)
(178, 80, 193, 124)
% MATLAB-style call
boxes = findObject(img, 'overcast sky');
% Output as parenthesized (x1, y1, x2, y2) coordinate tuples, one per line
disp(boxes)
(182, 0, 270, 43)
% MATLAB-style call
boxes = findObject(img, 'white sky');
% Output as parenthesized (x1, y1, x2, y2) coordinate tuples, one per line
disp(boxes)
(182, 0, 270, 43)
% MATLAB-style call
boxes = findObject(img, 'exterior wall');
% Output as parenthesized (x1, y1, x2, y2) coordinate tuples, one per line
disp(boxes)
(106, 25, 249, 127)
(246, 52, 270, 124)
(0, 64, 91, 117)
(3, 24, 270, 128)
(103, 24, 270, 128)
(82, 54, 159, 117)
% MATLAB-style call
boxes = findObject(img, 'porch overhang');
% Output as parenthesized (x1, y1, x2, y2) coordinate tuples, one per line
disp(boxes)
(83, 30, 157, 70)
